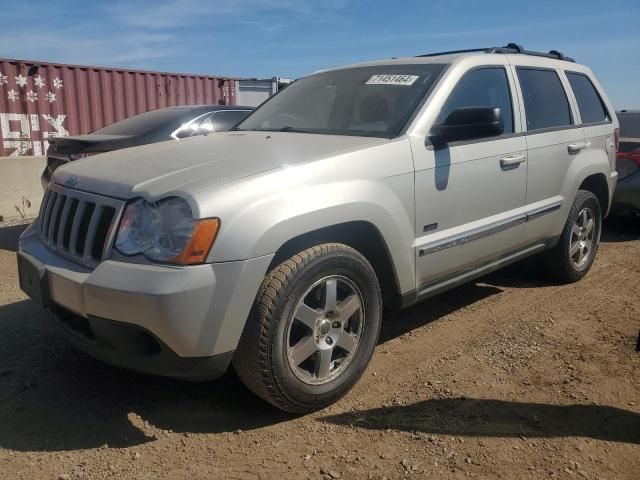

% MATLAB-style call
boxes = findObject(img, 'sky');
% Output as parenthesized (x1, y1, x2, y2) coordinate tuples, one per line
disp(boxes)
(1, 0, 639, 108)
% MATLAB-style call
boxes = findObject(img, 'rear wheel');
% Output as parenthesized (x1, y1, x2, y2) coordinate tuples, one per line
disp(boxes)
(541, 190, 602, 283)
(233, 243, 382, 413)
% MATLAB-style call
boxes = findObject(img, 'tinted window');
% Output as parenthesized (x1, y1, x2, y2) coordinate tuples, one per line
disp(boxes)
(517, 68, 572, 131)
(566, 73, 610, 124)
(95, 108, 195, 136)
(619, 141, 640, 153)
(211, 110, 252, 131)
(438, 67, 514, 134)
(236, 64, 446, 138)
(618, 113, 640, 139)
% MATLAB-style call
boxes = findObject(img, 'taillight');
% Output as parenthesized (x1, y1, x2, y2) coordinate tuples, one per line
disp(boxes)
(614, 127, 620, 152)
(616, 148, 640, 180)
(617, 150, 640, 167)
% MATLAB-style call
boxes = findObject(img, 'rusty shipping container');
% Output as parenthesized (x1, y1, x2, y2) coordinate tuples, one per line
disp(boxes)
(0, 58, 237, 157)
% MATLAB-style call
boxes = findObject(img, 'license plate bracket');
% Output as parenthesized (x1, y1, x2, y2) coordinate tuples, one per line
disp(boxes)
(17, 252, 52, 307)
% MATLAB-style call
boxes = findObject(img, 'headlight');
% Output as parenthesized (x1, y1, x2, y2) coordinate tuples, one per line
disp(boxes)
(115, 197, 219, 265)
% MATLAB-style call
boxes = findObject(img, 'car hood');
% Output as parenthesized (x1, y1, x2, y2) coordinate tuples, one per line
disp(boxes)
(51, 131, 386, 199)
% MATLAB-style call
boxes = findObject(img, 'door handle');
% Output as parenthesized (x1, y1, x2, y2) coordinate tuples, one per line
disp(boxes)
(567, 142, 591, 154)
(500, 154, 526, 169)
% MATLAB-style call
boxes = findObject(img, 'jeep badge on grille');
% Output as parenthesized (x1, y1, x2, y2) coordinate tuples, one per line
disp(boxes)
(65, 175, 80, 187)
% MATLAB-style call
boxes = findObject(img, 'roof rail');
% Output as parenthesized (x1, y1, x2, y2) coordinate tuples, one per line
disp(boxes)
(416, 48, 491, 58)
(416, 43, 575, 63)
(493, 43, 576, 62)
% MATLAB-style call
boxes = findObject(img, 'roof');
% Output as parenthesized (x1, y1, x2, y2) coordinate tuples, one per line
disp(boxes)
(418, 44, 574, 62)
(316, 43, 580, 74)
(164, 105, 253, 111)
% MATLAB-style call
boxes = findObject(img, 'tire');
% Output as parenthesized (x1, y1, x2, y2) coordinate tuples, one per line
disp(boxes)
(540, 190, 602, 283)
(233, 243, 382, 413)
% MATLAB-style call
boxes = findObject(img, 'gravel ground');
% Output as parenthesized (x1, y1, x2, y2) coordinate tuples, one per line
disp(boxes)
(0, 218, 638, 480)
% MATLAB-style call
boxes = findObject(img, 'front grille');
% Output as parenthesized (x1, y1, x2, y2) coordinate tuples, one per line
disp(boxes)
(38, 183, 124, 268)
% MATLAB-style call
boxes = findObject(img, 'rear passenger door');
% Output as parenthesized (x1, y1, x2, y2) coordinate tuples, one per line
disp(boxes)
(512, 65, 584, 242)
(565, 71, 616, 193)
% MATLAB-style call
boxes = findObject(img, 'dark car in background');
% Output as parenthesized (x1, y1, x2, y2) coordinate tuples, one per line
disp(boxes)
(612, 110, 640, 215)
(42, 105, 253, 190)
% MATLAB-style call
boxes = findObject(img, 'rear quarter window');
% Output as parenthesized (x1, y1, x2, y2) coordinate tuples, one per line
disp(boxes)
(517, 68, 573, 131)
(566, 72, 610, 124)
(618, 113, 640, 139)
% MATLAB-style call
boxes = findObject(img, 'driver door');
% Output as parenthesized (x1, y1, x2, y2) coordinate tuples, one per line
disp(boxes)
(411, 66, 528, 289)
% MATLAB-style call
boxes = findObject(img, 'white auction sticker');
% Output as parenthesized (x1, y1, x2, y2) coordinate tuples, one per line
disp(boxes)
(365, 74, 419, 86)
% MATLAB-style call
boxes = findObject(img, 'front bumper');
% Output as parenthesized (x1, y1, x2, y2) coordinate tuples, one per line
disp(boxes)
(17, 224, 273, 379)
(612, 171, 640, 214)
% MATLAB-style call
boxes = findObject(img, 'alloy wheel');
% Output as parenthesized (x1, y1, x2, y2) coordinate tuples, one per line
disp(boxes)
(286, 275, 365, 385)
(569, 207, 596, 269)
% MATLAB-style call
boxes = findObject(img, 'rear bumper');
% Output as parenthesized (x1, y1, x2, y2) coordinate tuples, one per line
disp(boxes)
(17, 223, 273, 379)
(612, 171, 640, 214)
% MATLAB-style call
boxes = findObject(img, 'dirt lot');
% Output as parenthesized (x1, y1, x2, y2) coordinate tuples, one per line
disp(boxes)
(0, 219, 638, 480)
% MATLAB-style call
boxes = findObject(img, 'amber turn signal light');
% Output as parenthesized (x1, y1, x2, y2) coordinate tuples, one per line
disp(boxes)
(170, 218, 220, 265)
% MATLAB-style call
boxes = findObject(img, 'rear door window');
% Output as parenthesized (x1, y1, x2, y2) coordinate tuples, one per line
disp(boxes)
(618, 113, 640, 139)
(438, 67, 514, 134)
(211, 110, 252, 131)
(517, 68, 573, 131)
(95, 108, 193, 136)
(566, 72, 610, 124)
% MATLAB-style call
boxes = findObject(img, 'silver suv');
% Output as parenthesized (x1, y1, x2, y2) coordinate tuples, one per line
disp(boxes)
(17, 44, 618, 413)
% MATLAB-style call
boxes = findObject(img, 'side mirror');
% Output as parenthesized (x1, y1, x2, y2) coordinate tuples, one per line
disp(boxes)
(429, 107, 504, 147)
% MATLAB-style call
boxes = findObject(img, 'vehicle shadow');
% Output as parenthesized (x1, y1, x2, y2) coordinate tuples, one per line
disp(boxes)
(479, 261, 558, 289)
(0, 227, 625, 453)
(0, 280, 505, 452)
(0, 300, 292, 452)
(0, 223, 29, 252)
(602, 215, 640, 243)
(321, 397, 640, 444)
(379, 282, 502, 344)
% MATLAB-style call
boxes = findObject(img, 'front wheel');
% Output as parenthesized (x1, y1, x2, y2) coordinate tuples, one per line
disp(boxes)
(233, 243, 382, 413)
(540, 190, 602, 283)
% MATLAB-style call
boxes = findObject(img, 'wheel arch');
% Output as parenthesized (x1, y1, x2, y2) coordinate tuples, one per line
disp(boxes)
(267, 221, 402, 305)
(579, 173, 610, 216)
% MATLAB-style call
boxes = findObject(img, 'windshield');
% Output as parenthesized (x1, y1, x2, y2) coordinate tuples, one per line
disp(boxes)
(95, 107, 197, 136)
(236, 64, 446, 138)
